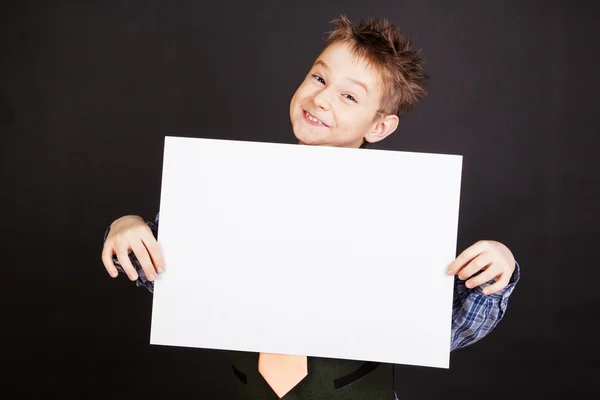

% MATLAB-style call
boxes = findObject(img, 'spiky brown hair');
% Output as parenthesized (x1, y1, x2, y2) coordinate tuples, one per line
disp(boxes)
(324, 15, 428, 116)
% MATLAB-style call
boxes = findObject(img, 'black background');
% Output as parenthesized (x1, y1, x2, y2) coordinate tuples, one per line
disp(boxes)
(2, 0, 598, 398)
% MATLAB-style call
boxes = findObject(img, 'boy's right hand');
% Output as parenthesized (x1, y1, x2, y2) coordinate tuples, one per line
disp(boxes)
(101, 215, 165, 282)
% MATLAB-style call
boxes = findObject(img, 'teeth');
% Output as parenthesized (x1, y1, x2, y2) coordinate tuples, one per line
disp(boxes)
(305, 111, 323, 125)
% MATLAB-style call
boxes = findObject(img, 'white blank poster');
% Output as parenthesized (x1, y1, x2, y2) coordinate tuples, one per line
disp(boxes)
(150, 136, 462, 369)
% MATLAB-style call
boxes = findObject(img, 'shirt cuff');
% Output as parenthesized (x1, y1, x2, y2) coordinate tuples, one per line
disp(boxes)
(103, 225, 111, 242)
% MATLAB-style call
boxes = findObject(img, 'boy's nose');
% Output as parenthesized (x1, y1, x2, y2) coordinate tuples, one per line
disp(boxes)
(312, 91, 332, 111)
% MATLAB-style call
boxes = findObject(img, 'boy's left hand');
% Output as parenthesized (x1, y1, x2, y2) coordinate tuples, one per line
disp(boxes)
(446, 240, 516, 295)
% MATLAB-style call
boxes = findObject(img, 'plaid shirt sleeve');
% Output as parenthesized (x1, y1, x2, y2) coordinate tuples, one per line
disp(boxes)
(450, 261, 521, 351)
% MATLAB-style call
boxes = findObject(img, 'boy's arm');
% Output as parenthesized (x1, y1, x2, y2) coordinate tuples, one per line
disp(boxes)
(103, 211, 160, 293)
(450, 261, 521, 351)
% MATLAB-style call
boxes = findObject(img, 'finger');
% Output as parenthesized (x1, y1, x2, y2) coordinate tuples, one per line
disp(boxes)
(141, 231, 165, 273)
(480, 273, 511, 295)
(114, 242, 138, 281)
(446, 241, 489, 275)
(464, 263, 501, 289)
(457, 253, 492, 281)
(101, 242, 119, 278)
(130, 240, 157, 281)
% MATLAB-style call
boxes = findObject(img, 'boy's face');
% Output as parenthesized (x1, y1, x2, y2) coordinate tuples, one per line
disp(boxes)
(289, 41, 395, 148)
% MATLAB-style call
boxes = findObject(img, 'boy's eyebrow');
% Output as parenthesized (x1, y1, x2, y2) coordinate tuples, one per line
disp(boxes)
(313, 60, 369, 94)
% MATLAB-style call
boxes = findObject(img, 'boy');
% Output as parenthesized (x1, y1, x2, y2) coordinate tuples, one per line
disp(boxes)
(102, 16, 520, 400)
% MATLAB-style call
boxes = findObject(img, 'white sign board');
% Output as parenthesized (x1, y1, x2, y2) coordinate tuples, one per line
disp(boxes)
(150, 136, 462, 369)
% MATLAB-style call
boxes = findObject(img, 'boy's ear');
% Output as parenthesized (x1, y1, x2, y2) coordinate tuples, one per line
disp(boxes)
(364, 114, 399, 144)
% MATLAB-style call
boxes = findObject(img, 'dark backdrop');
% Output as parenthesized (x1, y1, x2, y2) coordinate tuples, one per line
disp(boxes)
(2, 0, 598, 398)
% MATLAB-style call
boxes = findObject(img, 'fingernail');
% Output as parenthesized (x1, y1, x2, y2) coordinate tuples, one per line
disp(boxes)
(130, 273, 138, 280)
(158, 267, 164, 273)
(148, 274, 155, 281)
(110, 271, 118, 278)
(446, 269, 453, 275)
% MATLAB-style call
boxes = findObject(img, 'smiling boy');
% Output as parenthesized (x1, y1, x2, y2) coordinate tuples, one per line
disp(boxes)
(290, 23, 422, 149)
(102, 16, 520, 400)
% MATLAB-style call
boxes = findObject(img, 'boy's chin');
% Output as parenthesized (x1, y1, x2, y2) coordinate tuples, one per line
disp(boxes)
(294, 134, 329, 147)
(293, 128, 322, 146)
(293, 129, 363, 148)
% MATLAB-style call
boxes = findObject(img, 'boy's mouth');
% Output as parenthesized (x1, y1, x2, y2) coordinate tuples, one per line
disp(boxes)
(302, 110, 329, 127)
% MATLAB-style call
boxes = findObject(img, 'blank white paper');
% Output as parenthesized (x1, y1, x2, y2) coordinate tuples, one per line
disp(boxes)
(150, 136, 462, 369)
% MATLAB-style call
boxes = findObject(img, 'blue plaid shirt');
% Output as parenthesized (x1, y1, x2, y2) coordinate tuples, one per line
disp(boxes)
(106, 211, 521, 352)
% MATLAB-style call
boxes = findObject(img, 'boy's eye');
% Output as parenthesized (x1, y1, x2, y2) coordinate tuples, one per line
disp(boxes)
(343, 94, 357, 103)
(312, 74, 325, 85)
